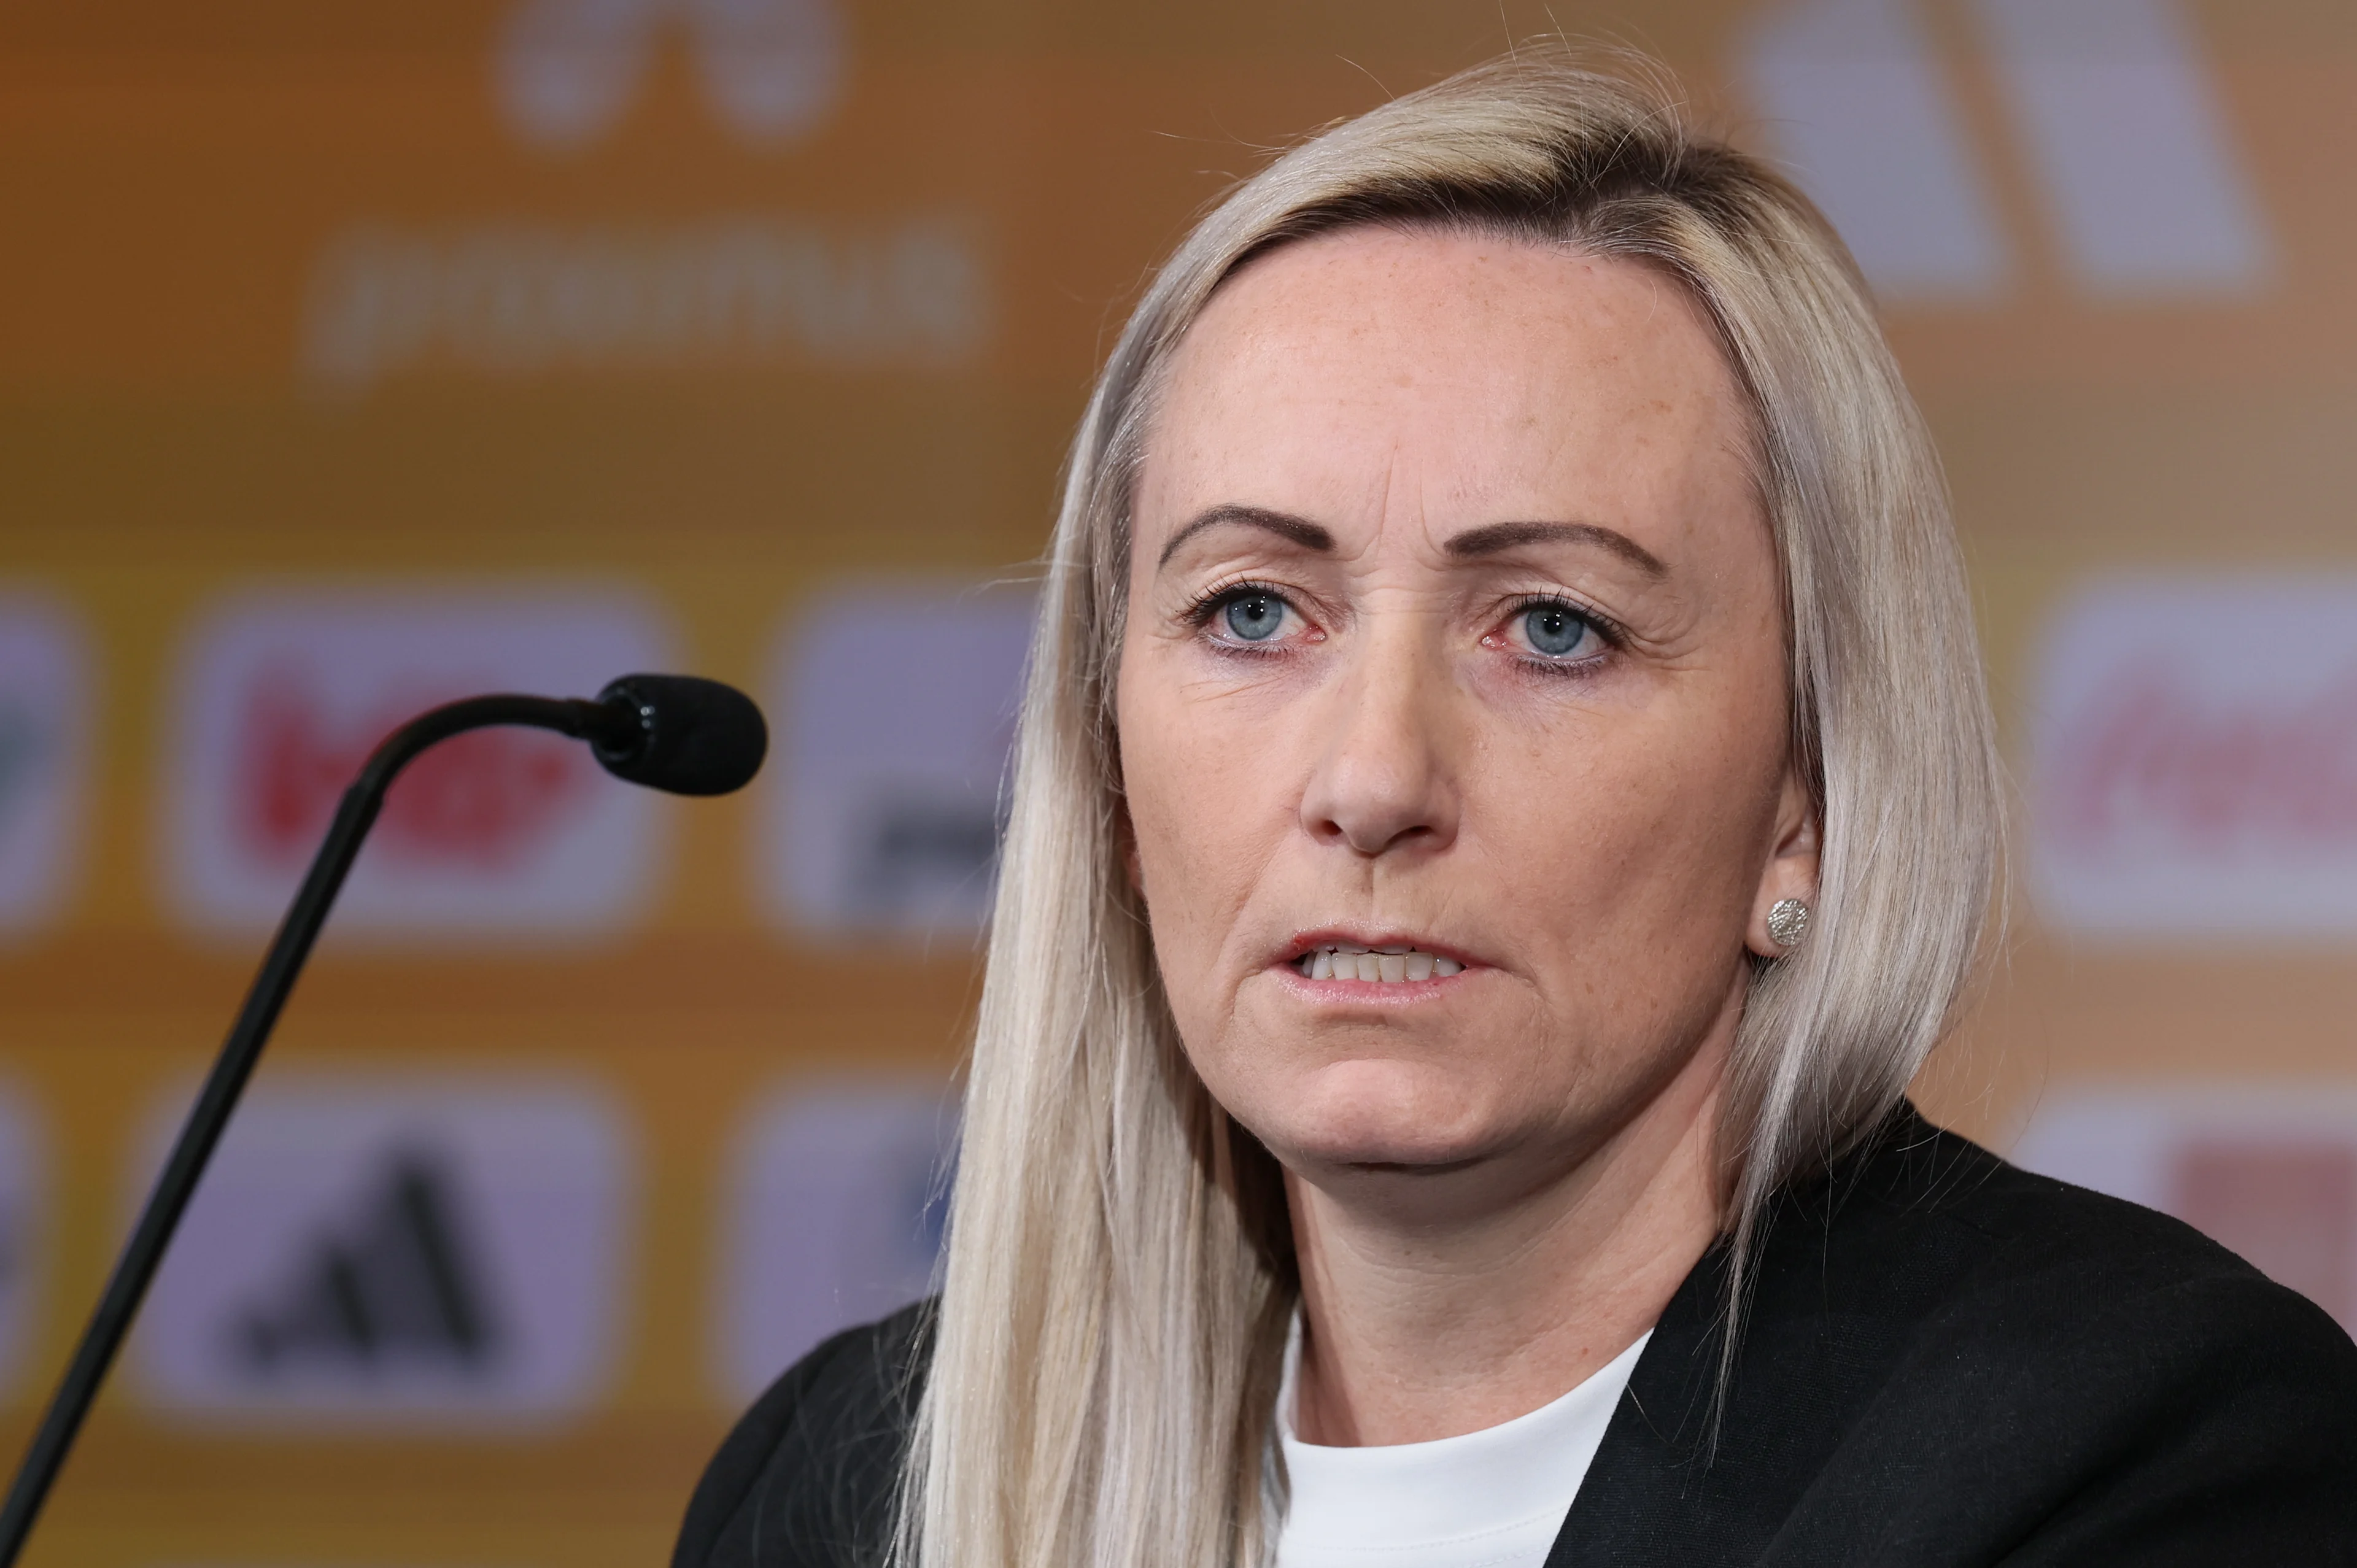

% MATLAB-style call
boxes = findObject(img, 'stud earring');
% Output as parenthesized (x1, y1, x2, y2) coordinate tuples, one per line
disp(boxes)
(1766, 897, 1812, 951)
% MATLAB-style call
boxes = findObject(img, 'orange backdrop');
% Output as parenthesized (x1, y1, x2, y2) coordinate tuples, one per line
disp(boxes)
(2, 2, 2355, 1564)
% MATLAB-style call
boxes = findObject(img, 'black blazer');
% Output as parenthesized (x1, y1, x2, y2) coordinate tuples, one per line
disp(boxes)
(676, 1107, 2357, 1566)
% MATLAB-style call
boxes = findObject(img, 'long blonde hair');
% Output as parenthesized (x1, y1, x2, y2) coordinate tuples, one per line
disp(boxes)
(900, 48, 2000, 1568)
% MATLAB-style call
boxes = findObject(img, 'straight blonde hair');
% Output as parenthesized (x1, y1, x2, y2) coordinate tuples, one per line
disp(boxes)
(899, 47, 2001, 1568)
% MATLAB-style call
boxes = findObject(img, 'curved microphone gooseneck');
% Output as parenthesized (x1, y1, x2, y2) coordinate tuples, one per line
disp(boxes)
(0, 674, 768, 1566)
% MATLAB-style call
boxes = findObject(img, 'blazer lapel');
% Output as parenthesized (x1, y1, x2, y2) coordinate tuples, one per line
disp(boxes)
(1545, 1111, 2001, 1566)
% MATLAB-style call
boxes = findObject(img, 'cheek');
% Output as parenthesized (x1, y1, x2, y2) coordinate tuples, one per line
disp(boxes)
(1116, 651, 1288, 975)
(1496, 693, 1784, 958)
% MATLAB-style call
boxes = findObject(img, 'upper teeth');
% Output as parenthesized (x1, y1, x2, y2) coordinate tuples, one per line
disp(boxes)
(1299, 944, 1463, 983)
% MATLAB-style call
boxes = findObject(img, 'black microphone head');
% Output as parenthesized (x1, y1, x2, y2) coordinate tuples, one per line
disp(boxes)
(591, 674, 768, 796)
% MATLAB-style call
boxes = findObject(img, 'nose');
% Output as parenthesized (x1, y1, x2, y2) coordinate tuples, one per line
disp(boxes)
(1297, 626, 1461, 859)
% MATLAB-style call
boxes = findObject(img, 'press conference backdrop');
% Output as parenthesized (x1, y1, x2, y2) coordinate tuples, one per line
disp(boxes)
(1, 0, 2353, 1562)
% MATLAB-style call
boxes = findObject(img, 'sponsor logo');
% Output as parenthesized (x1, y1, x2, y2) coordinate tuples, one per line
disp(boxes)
(2029, 577, 2357, 938)
(497, 0, 845, 152)
(718, 1081, 953, 1398)
(163, 589, 676, 941)
(298, 0, 970, 396)
(2013, 1087, 2357, 1330)
(1738, 0, 2269, 302)
(128, 1072, 634, 1427)
(0, 594, 91, 938)
(762, 581, 1031, 939)
(303, 217, 986, 395)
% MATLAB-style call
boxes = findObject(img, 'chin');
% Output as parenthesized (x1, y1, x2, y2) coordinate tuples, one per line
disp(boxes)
(1258, 1059, 1508, 1173)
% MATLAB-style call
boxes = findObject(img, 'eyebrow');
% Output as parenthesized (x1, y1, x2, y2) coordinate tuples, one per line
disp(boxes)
(1153, 506, 1670, 581)
(1444, 520, 1669, 580)
(1156, 504, 1334, 568)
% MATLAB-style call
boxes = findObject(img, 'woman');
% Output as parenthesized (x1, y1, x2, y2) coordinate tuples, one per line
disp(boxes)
(679, 52, 2357, 1568)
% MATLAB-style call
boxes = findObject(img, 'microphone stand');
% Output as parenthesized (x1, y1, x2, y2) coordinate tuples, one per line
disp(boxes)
(0, 691, 648, 1565)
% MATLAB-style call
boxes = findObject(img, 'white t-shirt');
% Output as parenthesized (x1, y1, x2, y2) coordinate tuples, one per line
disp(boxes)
(1273, 1322, 1651, 1568)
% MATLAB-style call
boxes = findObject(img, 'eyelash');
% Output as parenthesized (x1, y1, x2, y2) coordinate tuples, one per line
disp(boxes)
(1182, 579, 1296, 649)
(1500, 594, 1626, 677)
(1183, 582, 1627, 674)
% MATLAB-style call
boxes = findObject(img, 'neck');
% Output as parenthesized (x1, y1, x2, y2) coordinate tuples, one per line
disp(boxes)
(1285, 1018, 1730, 1448)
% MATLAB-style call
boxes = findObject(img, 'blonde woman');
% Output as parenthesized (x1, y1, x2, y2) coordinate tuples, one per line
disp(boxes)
(679, 51, 2357, 1568)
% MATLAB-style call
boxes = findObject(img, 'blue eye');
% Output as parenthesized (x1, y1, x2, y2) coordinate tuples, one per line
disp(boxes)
(1223, 592, 1287, 643)
(1522, 603, 1593, 658)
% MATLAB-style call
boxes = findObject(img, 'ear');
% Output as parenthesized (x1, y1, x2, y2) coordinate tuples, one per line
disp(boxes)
(1745, 765, 1819, 959)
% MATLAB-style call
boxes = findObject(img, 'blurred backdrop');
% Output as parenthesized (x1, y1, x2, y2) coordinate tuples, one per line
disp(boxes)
(2, 0, 2354, 1562)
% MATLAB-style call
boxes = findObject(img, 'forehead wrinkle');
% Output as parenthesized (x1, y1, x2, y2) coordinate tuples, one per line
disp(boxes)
(1140, 230, 1759, 608)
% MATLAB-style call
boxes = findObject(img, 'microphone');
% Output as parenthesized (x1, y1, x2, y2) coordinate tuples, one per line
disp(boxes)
(587, 673, 768, 796)
(0, 674, 768, 1564)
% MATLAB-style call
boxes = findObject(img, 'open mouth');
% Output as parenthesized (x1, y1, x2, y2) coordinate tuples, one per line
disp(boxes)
(1293, 942, 1465, 984)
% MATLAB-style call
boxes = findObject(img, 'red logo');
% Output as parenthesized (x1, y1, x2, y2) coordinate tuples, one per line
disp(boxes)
(2046, 662, 2357, 858)
(234, 670, 586, 871)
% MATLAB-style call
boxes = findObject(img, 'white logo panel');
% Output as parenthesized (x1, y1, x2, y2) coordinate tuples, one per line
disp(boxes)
(719, 1082, 953, 1399)
(2029, 577, 2357, 940)
(764, 582, 1031, 939)
(129, 1072, 635, 1429)
(164, 588, 675, 942)
(0, 593, 92, 938)
(2014, 1087, 2357, 1331)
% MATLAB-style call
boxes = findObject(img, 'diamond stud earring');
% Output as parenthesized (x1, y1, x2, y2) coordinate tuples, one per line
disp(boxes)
(1766, 897, 1812, 951)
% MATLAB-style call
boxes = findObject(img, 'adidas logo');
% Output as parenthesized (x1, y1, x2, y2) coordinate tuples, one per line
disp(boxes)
(1742, 0, 2270, 302)
(234, 1146, 502, 1376)
(133, 1075, 630, 1427)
